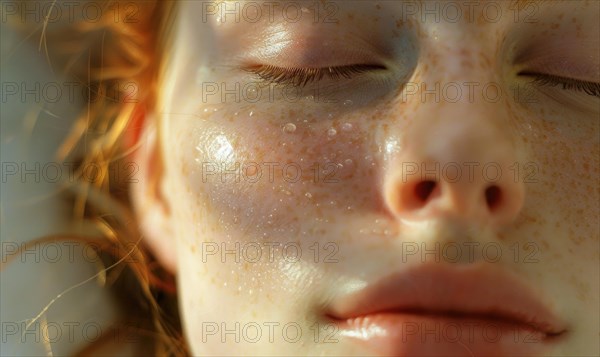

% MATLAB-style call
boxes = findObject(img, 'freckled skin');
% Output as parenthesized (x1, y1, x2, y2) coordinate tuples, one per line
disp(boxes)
(153, 1, 598, 356)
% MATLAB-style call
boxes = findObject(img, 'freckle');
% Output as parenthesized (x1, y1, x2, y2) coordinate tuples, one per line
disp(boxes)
(550, 23, 560, 29)
(375, 4, 381, 10)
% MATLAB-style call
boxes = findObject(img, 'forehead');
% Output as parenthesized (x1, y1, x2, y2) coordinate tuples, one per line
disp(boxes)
(182, 0, 590, 26)
(176, 0, 596, 50)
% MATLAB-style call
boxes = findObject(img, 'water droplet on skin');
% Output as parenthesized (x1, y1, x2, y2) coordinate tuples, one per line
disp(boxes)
(341, 123, 353, 132)
(327, 128, 337, 137)
(344, 159, 353, 166)
(305, 192, 313, 199)
(249, 111, 254, 117)
(283, 123, 297, 133)
(343, 99, 354, 106)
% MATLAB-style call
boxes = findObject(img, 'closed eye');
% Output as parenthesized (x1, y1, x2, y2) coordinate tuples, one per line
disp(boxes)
(519, 71, 600, 97)
(244, 64, 387, 87)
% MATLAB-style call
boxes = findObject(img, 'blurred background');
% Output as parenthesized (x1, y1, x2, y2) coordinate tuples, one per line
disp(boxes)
(1, 17, 120, 356)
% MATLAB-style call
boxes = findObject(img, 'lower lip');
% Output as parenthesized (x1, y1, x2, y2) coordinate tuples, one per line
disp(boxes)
(334, 313, 554, 357)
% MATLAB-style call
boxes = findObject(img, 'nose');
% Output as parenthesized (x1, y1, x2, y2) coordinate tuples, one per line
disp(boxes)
(384, 110, 525, 228)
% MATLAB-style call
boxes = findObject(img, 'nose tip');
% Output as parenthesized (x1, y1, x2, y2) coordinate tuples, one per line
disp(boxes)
(384, 103, 527, 228)
(387, 162, 525, 227)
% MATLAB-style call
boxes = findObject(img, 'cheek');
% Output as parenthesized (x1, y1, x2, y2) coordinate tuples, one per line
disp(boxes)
(545, 138, 599, 247)
(538, 121, 598, 221)
(177, 107, 398, 242)
(512, 112, 599, 261)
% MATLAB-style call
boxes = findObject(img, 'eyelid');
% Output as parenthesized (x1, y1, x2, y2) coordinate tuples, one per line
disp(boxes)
(243, 63, 387, 87)
(515, 57, 600, 82)
(519, 71, 600, 97)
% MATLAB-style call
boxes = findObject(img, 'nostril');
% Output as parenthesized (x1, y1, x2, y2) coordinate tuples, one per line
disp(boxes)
(415, 180, 437, 203)
(485, 185, 502, 211)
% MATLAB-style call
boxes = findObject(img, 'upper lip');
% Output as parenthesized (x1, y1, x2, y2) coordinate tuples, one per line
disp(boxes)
(327, 264, 567, 336)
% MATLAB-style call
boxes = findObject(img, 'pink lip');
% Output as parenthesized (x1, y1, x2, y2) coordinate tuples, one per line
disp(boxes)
(327, 264, 567, 356)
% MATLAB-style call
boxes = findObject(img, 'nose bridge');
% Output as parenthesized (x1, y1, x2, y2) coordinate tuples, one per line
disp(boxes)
(417, 28, 499, 108)
(413, 100, 514, 164)
(401, 32, 515, 178)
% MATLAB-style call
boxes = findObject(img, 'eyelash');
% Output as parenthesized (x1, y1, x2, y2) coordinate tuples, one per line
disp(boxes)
(520, 71, 600, 98)
(245, 65, 600, 98)
(245, 64, 386, 87)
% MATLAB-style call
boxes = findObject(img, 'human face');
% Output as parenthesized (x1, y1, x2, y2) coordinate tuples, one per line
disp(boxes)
(154, 1, 599, 355)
